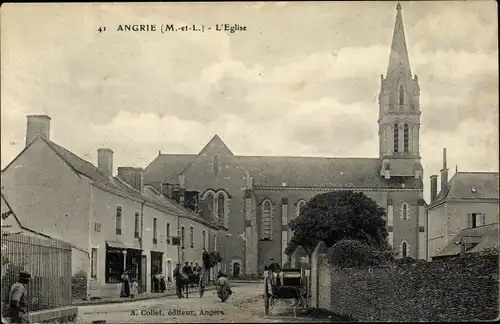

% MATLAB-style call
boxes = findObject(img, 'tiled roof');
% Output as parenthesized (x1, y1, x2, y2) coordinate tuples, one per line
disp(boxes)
(143, 186, 222, 229)
(144, 154, 423, 189)
(434, 172, 499, 202)
(39, 137, 221, 229)
(144, 154, 195, 185)
(198, 197, 223, 228)
(436, 223, 499, 257)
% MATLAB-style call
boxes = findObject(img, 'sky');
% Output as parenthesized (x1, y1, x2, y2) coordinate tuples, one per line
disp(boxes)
(1, 1, 498, 203)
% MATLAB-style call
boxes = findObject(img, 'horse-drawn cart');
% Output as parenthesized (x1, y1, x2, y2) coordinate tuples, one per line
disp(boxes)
(178, 272, 205, 298)
(263, 268, 310, 317)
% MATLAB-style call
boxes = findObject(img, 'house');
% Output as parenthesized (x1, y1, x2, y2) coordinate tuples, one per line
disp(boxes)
(426, 148, 499, 260)
(1, 192, 83, 278)
(432, 223, 499, 260)
(1, 115, 225, 298)
(144, 3, 427, 276)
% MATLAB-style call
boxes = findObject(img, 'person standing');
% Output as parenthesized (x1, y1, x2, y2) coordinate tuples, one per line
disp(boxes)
(120, 270, 130, 298)
(8, 270, 31, 324)
(130, 279, 138, 299)
(173, 263, 183, 298)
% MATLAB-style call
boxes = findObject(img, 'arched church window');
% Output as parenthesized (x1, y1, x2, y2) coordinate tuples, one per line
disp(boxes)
(399, 85, 404, 106)
(217, 193, 225, 220)
(261, 200, 273, 240)
(393, 123, 399, 153)
(297, 200, 306, 218)
(404, 124, 409, 152)
(206, 192, 215, 217)
(213, 154, 219, 176)
(401, 202, 409, 220)
(401, 241, 408, 258)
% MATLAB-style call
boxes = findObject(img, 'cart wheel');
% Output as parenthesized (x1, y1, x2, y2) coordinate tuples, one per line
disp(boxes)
(264, 277, 270, 315)
(199, 278, 205, 297)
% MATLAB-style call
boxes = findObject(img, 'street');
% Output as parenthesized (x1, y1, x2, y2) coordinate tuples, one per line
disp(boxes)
(76, 283, 323, 323)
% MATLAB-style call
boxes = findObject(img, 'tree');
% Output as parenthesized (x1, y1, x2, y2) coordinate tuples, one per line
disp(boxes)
(285, 190, 388, 256)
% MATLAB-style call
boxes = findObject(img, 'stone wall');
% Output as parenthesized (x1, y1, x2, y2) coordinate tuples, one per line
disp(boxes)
(311, 245, 499, 321)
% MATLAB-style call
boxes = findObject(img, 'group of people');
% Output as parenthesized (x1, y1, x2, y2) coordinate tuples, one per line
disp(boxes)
(182, 261, 202, 276)
(152, 271, 168, 293)
(119, 270, 139, 298)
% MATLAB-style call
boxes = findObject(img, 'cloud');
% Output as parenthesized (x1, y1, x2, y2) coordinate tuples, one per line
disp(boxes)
(1, 2, 498, 204)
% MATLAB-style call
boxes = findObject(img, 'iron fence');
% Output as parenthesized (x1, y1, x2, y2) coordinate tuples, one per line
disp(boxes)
(1, 233, 72, 314)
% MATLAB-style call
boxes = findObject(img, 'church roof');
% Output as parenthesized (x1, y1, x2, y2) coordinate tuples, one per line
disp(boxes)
(434, 172, 499, 202)
(144, 153, 423, 189)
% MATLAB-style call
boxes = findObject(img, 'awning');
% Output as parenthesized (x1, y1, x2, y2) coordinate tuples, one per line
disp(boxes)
(106, 240, 126, 249)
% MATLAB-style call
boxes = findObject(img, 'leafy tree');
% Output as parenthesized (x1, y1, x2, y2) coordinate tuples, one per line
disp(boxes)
(285, 190, 388, 256)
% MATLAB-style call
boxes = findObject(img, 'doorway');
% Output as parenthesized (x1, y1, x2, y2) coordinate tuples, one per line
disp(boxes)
(140, 255, 147, 294)
(167, 261, 173, 280)
(233, 262, 240, 278)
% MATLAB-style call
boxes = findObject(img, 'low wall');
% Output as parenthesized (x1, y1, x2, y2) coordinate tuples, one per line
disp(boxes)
(321, 254, 499, 321)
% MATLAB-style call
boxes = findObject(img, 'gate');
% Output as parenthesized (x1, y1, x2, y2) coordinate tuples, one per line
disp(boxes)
(1, 233, 72, 314)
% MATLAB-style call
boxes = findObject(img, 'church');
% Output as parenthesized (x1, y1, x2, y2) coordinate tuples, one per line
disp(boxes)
(143, 3, 426, 277)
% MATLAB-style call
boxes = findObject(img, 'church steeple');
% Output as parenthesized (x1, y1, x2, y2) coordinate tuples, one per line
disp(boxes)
(386, 1, 412, 82)
(378, 1, 422, 180)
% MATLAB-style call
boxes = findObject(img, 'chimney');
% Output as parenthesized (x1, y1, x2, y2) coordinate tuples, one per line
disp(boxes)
(117, 167, 144, 193)
(97, 148, 114, 178)
(430, 175, 438, 202)
(26, 115, 51, 146)
(440, 148, 449, 191)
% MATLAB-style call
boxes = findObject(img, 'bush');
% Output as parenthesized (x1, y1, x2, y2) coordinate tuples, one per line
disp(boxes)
(329, 239, 396, 268)
(330, 239, 372, 268)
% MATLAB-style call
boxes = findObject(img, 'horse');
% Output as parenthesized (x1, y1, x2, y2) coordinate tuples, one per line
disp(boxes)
(178, 272, 204, 298)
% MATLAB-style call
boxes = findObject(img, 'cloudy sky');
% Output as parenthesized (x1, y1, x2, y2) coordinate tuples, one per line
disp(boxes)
(1, 1, 498, 202)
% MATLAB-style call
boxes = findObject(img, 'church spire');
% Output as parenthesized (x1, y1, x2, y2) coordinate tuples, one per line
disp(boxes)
(386, 1, 412, 81)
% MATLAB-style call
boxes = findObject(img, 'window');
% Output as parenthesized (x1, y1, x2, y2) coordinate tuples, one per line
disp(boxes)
(105, 248, 124, 283)
(213, 154, 219, 176)
(393, 123, 399, 153)
(202, 230, 206, 250)
(214, 234, 218, 251)
(403, 124, 409, 152)
(217, 194, 225, 221)
(401, 241, 408, 258)
(206, 192, 215, 217)
(297, 200, 306, 217)
(181, 226, 185, 249)
(399, 84, 404, 106)
(91, 248, 98, 280)
(387, 204, 394, 226)
(190, 226, 194, 248)
(166, 223, 171, 244)
(401, 202, 409, 220)
(468, 213, 485, 228)
(153, 218, 158, 244)
(115, 206, 122, 235)
(134, 212, 140, 238)
(261, 200, 273, 240)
